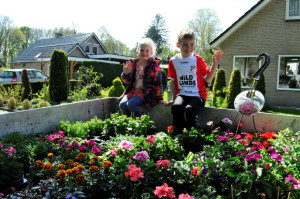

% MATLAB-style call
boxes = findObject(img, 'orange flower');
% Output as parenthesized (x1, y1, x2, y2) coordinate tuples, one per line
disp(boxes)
(92, 156, 98, 160)
(73, 162, 80, 167)
(66, 169, 72, 175)
(43, 162, 53, 171)
(76, 174, 86, 182)
(65, 159, 73, 165)
(47, 153, 54, 158)
(167, 126, 173, 131)
(66, 147, 73, 152)
(102, 160, 112, 169)
(57, 164, 65, 170)
(34, 160, 44, 168)
(90, 165, 99, 173)
(72, 167, 80, 174)
(88, 159, 95, 165)
(56, 170, 67, 178)
(78, 152, 85, 158)
(77, 165, 85, 172)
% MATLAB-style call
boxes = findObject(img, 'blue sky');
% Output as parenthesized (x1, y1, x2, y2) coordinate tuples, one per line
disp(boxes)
(2, 0, 259, 49)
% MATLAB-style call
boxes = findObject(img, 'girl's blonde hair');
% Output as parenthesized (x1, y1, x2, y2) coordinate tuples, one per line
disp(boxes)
(137, 38, 156, 55)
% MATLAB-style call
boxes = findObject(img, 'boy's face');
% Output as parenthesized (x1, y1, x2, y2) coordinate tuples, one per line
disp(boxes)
(177, 38, 195, 58)
(137, 44, 153, 62)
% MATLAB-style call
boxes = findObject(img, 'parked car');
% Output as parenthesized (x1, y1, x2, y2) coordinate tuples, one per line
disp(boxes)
(0, 69, 48, 84)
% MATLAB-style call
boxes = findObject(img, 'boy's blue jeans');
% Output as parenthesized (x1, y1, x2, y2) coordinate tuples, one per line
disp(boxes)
(171, 95, 205, 132)
(119, 95, 144, 117)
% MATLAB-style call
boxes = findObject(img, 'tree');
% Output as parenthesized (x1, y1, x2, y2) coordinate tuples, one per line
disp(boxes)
(144, 14, 169, 54)
(188, 9, 221, 64)
(20, 26, 34, 50)
(8, 28, 26, 67)
(0, 15, 13, 66)
(225, 69, 241, 109)
(98, 26, 133, 56)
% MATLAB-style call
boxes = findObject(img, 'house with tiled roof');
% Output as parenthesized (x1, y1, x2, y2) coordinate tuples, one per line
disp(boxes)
(210, 0, 300, 108)
(13, 32, 132, 79)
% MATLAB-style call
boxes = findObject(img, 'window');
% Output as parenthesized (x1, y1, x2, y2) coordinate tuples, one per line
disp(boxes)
(233, 56, 260, 87)
(286, 0, 300, 19)
(93, 47, 97, 54)
(278, 55, 300, 90)
(85, 45, 90, 53)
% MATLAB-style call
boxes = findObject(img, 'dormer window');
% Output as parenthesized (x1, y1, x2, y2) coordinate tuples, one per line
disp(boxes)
(93, 47, 98, 54)
(85, 45, 90, 53)
(286, 0, 300, 19)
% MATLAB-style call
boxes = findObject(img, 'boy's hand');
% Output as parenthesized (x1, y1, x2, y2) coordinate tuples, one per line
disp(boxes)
(167, 100, 173, 106)
(123, 61, 132, 74)
(213, 50, 223, 66)
(159, 100, 168, 106)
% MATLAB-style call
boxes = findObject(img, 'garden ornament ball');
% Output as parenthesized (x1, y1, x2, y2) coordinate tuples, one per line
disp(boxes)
(234, 53, 270, 115)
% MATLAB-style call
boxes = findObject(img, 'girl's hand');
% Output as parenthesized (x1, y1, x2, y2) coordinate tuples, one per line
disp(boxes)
(159, 100, 168, 106)
(213, 50, 223, 66)
(123, 61, 132, 74)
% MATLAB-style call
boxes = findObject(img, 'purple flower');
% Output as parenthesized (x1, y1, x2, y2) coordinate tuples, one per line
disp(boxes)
(202, 168, 208, 176)
(245, 153, 262, 162)
(133, 151, 149, 161)
(217, 136, 230, 142)
(221, 118, 232, 125)
(193, 157, 199, 163)
(270, 153, 283, 162)
(78, 145, 86, 152)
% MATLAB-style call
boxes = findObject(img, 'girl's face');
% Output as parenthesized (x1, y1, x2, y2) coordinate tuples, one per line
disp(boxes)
(138, 45, 153, 61)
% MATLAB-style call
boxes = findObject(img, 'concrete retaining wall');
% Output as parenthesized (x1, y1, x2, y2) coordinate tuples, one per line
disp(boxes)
(0, 98, 299, 138)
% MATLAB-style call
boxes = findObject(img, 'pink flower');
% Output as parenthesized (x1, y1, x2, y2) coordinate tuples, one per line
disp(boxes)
(146, 135, 155, 144)
(0, 142, 3, 148)
(157, 160, 171, 168)
(57, 130, 64, 135)
(285, 147, 290, 153)
(78, 145, 87, 152)
(47, 134, 57, 142)
(124, 164, 144, 181)
(178, 193, 195, 199)
(133, 151, 149, 161)
(217, 136, 230, 142)
(221, 118, 232, 125)
(110, 148, 118, 156)
(154, 183, 176, 198)
(6, 146, 16, 156)
(207, 121, 213, 126)
(84, 140, 96, 146)
(92, 145, 102, 154)
(71, 141, 79, 147)
(236, 151, 241, 155)
(119, 141, 134, 150)
(285, 174, 293, 182)
(38, 136, 44, 142)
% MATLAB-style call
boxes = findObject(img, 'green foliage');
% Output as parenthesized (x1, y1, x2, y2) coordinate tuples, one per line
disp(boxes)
(161, 68, 168, 90)
(212, 68, 226, 107)
(225, 68, 241, 109)
(107, 77, 125, 97)
(7, 96, 17, 109)
(22, 99, 32, 110)
(82, 61, 122, 88)
(21, 68, 31, 100)
(49, 49, 69, 103)
(0, 83, 23, 103)
(0, 96, 4, 106)
(34, 84, 50, 102)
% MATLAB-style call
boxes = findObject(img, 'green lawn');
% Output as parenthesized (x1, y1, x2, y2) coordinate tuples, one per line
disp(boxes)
(265, 108, 300, 116)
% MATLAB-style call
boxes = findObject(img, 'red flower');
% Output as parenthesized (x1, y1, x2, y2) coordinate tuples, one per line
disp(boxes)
(167, 126, 173, 131)
(259, 132, 276, 140)
(191, 167, 200, 175)
(244, 133, 253, 140)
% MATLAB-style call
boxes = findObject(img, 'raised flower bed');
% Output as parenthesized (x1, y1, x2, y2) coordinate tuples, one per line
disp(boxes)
(0, 114, 299, 199)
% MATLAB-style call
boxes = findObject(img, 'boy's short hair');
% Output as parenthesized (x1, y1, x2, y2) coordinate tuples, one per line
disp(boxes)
(177, 28, 195, 43)
(137, 38, 156, 55)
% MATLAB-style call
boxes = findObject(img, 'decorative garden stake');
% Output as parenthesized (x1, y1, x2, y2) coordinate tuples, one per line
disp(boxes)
(233, 53, 270, 133)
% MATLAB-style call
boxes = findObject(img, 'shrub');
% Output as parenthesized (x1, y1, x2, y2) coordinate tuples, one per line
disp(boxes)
(7, 97, 17, 109)
(225, 68, 241, 109)
(212, 68, 226, 107)
(0, 96, 4, 106)
(22, 99, 32, 110)
(49, 49, 69, 103)
(107, 77, 125, 97)
(21, 68, 31, 100)
(39, 100, 49, 108)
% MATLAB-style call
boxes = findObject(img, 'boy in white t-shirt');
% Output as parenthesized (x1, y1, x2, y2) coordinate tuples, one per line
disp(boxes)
(168, 28, 223, 133)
